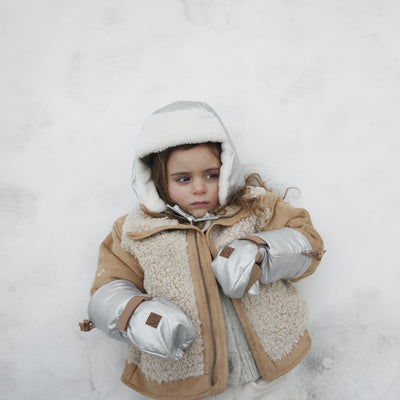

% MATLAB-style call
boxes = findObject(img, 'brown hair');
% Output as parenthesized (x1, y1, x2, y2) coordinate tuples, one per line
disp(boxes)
(141, 142, 275, 218)
(217, 172, 271, 216)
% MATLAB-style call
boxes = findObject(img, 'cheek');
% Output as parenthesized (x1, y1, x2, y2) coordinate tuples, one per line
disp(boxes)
(212, 183, 220, 202)
(168, 183, 185, 204)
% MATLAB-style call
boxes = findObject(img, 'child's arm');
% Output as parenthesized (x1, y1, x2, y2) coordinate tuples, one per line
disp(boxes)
(88, 279, 195, 361)
(87, 216, 195, 361)
(265, 194, 325, 281)
(90, 215, 145, 296)
(211, 193, 325, 299)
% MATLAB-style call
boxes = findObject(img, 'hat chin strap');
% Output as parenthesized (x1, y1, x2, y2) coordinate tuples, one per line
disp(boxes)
(166, 204, 219, 225)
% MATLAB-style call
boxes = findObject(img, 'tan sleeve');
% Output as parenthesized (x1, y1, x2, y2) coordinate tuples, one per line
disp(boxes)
(90, 215, 145, 296)
(262, 192, 325, 281)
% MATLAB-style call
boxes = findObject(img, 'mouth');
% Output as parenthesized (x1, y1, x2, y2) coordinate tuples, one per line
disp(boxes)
(191, 201, 209, 207)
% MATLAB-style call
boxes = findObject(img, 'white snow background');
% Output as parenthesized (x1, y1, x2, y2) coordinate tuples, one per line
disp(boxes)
(1, 1, 399, 399)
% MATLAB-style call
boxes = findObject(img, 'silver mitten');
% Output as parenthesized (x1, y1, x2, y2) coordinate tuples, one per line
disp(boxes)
(211, 239, 263, 299)
(254, 227, 312, 284)
(88, 279, 195, 361)
(88, 279, 144, 343)
(211, 227, 312, 298)
(126, 297, 195, 361)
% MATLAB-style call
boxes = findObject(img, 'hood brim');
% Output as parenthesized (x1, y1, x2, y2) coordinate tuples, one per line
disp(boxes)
(131, 101, 245, 213)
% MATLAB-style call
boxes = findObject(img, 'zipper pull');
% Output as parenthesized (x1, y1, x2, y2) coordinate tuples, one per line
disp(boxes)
(79, 319, 96, 332)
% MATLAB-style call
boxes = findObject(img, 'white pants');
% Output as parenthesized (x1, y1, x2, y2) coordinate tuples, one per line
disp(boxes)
(201, 373, 300, 400)
(135, 373, 300, 400)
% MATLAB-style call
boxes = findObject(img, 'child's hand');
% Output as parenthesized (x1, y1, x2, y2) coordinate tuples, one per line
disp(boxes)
(212, 228, 315, 299)
(211, 239, 264, 299)
(88, 280, 195, 361)
(126, 297, 195, 361)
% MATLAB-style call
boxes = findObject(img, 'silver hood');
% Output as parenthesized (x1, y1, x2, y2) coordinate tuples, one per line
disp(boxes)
(131, 101, 245, 213)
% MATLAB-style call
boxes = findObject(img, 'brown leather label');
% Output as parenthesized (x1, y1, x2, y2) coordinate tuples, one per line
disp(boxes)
(146, 312, 162, 328)
(220, 246, 234, 259)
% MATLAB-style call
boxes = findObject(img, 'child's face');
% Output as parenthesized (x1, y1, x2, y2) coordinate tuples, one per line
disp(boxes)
(167, 144, 221, 218)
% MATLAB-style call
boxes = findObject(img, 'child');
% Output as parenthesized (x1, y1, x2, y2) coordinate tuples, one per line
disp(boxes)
(83, 101, 325, 400)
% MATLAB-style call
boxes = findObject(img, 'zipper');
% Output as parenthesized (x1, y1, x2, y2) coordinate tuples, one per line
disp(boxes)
(204, 212, 242, 257)
(166, 204, 219, 224)
(194, 230, 216, 387)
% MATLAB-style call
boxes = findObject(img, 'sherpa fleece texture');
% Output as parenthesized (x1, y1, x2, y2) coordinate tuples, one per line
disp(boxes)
(207, 192, 307, 362)
(90, 188, 324, 400)
(121, 210, 205, 383)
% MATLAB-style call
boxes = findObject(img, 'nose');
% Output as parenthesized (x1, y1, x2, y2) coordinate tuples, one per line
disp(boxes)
(192, 179, 206, 194)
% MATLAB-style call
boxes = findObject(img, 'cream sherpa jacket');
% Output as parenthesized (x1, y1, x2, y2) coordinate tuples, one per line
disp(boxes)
(90, 188, 324, 400)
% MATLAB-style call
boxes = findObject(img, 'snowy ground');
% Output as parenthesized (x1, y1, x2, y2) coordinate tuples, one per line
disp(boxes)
(1, 1, 400, 399)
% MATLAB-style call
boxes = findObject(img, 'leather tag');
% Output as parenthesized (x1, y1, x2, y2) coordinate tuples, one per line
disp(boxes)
(220, 246, 234, 259)
(146, 312, 162, 328)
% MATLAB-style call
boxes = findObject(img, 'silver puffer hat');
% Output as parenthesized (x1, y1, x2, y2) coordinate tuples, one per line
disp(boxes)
(131, 101, 245, 213)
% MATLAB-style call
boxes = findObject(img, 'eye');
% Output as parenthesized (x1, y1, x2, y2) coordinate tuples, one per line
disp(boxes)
(176, 176, 191, 183)
(205, 172, 219, 180)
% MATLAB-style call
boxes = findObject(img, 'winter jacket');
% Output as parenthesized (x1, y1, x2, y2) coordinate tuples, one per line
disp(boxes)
(87, 101, 324, 400)
(90, 187, 323, 400)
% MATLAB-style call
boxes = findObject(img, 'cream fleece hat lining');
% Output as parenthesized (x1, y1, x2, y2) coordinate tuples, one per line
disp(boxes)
(131, 102, 245, 213)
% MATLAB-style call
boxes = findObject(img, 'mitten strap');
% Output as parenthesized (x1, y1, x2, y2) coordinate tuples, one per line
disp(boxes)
(116, 296, 153, 331)
(244, 264, 262, 294)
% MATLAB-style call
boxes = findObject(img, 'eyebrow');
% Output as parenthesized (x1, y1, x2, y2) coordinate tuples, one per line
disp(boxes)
(169, 167, 220, 177)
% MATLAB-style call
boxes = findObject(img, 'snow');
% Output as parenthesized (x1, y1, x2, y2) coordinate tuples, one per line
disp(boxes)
(1, 0, 399, 398)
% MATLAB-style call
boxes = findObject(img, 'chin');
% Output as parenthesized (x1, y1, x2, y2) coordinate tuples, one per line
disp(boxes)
(191, 208, 212, 218)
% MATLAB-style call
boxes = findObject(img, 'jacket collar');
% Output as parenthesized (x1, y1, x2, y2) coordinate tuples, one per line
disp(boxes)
(123, 187, 267, 241)
(123, 203, 248, 242)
